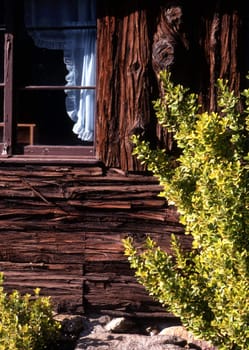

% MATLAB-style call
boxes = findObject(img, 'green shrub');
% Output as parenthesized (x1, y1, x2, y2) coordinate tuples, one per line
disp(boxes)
(0, 273, 61, 350)
(123, 71, 249, 349)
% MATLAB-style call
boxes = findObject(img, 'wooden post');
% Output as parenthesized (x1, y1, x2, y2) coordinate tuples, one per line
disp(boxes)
(3, 33, 13, 156)
(96, 1, 155, 171)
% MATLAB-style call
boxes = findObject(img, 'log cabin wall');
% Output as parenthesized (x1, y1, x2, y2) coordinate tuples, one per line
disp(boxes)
(0, 162, 187, 314)
(0, 0, 247, 315)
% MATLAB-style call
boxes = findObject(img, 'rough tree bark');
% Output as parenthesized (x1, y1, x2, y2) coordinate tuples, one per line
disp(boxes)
(97, 1, 155, 171)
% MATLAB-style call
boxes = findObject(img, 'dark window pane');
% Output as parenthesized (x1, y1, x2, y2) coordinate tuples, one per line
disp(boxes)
(21, 43, 67, 86)
(18, 90, 93, 147)
(0, 1, 4, 28)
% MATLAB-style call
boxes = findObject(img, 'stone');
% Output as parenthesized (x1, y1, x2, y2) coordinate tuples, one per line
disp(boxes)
(105, 317, 136, 333)
(54, 314, 85, 341)
(159, 325, 191, 340)
(159, 325, 215, 350)
(145, 326, 160, 336)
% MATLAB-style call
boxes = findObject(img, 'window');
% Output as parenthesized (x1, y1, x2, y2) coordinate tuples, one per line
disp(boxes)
(0, 0, 96, 158)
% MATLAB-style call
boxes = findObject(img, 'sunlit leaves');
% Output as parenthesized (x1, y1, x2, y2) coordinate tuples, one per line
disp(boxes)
(0, 273, 61, 349)
(124, 71, 249, 350)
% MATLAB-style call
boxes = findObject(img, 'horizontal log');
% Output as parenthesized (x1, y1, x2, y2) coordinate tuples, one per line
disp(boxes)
(0, 207, 67, 218)
(0, 209, 182, 229)
(0, 255, 83, 265)
(70, 200, 132, 209)
(3, 271, 83, 286)
(66, 184, 162, 196)
(0, 166, 103, 177)
(0, 176, 160, 189)
(0, 261, 82, 274)
(68, 198, 166, 209)
(0, 198, 166, 212)
(0, 185, 165, 203)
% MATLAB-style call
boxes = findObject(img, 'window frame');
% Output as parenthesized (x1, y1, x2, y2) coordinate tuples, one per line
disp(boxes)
(0, 1, 97, 161)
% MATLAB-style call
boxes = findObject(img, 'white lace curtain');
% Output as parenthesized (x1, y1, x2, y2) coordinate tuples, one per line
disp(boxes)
(24, 0, 96, 142)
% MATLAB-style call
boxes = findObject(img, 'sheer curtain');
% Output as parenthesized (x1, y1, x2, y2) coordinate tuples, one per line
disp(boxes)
(24, 0, 96, 142)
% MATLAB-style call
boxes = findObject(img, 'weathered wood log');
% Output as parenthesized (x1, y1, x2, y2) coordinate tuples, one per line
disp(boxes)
(97, 1, 156, 171)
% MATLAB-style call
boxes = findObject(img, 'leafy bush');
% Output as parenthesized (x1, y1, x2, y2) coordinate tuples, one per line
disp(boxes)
(0, 273, 61, 349)
(123, 71, 249, 349)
